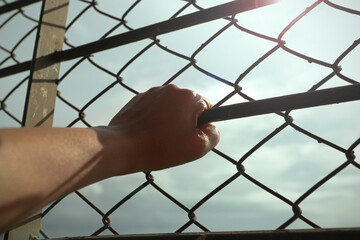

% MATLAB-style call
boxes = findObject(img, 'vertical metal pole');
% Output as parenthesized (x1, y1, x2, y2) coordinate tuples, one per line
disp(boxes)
(7, 0, 69, 239)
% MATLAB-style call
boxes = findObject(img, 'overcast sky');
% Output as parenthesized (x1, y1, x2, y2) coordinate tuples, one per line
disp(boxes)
(1, 0, 359, 238)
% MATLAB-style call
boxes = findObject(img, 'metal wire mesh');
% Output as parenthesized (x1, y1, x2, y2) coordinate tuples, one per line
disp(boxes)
(1, 0, 359, 239)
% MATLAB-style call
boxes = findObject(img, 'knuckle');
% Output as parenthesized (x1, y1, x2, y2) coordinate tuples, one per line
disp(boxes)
(160, 84, 180, 95)
(163, 84, 179, 91)
(181, 89, 197, 99)
(163, 84, 196, 99)
(147, 86, 161, 93)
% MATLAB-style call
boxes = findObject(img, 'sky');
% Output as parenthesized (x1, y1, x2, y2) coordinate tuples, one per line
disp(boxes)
(0, 0, 360, 238)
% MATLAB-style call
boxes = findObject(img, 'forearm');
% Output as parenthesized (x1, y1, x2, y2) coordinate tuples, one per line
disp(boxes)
(0, 126, 123, 232)
(0, 85, 220, 233)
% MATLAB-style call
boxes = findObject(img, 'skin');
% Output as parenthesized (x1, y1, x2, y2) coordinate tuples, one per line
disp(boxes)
(0, 84, 220, 233)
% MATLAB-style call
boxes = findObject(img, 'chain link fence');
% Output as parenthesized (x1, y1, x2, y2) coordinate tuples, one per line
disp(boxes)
(1, 0, 360, 239)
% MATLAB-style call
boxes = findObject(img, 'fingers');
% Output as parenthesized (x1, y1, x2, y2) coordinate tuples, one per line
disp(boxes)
(198, 123, 220, 153)
(143, 84, 220, 156)
(158, 84, 220, 154)
(191, 90, 220, 157)
(201, 95, 213, 109)
(194, 93, 220, 157)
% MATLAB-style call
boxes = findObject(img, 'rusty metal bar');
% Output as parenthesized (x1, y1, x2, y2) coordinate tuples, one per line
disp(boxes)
(0, 61, 31, 78)
(0, 0, 278, 78)
(0, 0, 41, 14)
(48, 228, 360, 240)
(6, 0, 69, 239)
(198, 84, 360, 125)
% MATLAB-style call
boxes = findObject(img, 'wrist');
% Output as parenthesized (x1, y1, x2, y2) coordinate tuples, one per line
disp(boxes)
(92, 126, 138, 177)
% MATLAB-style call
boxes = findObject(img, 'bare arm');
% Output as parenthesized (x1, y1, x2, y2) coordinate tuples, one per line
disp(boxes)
(0, 84, 220, 232)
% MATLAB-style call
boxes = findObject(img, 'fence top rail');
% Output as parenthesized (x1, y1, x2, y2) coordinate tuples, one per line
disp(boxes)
(48, 228, 360, 240)
(0, 0, 278, 78)
(0, 0, 41, 14)
(198, 84, 360, 125)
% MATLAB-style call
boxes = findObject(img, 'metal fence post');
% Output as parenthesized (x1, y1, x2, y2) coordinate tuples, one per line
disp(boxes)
(7, 0, 69, 239)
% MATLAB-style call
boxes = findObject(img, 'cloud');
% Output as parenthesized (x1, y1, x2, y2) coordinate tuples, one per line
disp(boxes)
(2, 0, 359, 237)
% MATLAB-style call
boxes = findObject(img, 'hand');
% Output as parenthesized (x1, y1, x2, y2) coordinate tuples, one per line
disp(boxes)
(108, 84, 220, 173)
(0, 84, 219, 231)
